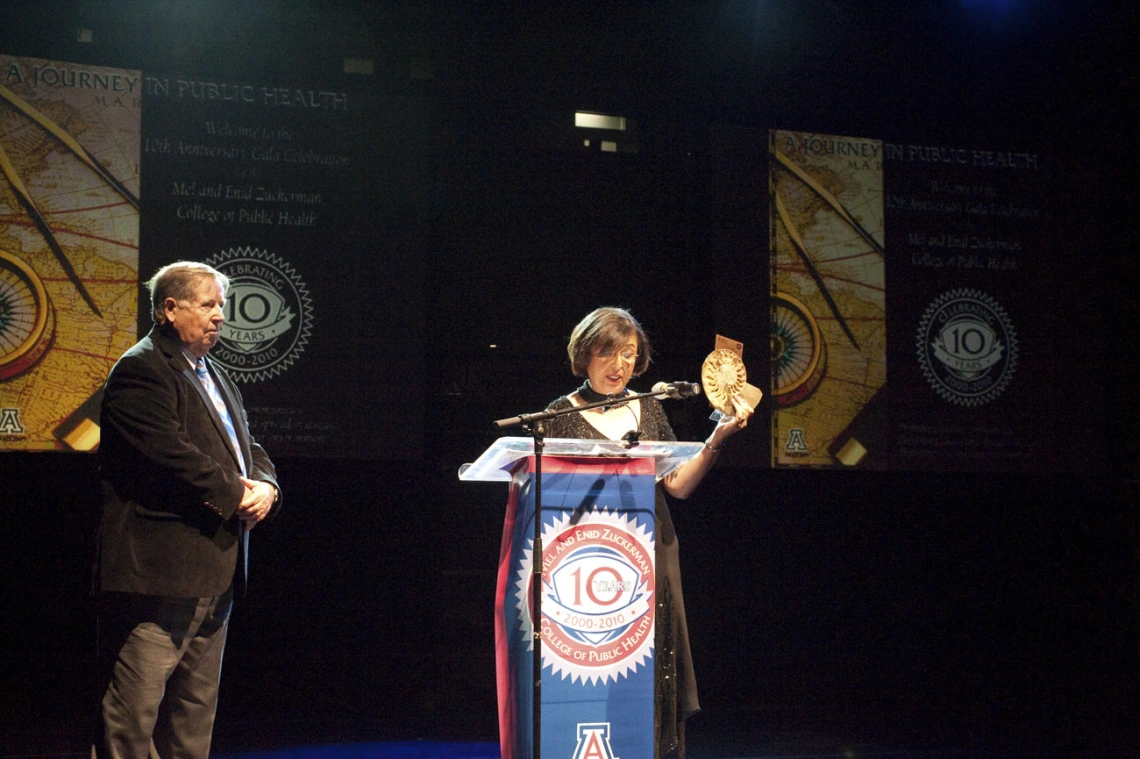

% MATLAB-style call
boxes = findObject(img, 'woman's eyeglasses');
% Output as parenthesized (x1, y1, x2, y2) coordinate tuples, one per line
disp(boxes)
(595, 349, 639, 363)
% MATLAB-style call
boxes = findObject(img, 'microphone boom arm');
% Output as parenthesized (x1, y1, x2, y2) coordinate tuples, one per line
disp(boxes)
(492, 386, 688, 430)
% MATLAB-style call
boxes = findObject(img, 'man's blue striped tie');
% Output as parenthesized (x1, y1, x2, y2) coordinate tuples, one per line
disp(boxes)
(196, 356, 251, 589)
(195, 357, 245, 474)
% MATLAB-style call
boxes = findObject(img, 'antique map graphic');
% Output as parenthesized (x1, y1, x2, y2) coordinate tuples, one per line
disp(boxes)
(0, 55, 140, 450)
(769, 129, 886, 467)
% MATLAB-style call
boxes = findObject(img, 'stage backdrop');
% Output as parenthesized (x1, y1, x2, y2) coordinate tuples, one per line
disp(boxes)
(0, 54, 424, 459)
(1, 54, 1075, 472)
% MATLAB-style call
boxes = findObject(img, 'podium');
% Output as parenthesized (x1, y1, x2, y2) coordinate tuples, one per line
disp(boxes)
(461, 437, 703, 759)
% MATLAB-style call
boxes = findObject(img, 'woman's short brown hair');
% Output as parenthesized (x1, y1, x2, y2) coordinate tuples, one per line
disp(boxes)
(567, 307, 652, 378)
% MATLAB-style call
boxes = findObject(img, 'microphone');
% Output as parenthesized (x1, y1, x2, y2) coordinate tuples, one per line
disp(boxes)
(652, 381, 701, 400)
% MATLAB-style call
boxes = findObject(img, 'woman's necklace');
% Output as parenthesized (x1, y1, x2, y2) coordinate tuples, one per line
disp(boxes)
(577, 380, 628, 411)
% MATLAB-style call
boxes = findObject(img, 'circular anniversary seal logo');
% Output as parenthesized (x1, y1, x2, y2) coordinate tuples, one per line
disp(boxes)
(514, 509, 655, 685)
(205, 247, 312, 383)
(916, 288, 1017, 407)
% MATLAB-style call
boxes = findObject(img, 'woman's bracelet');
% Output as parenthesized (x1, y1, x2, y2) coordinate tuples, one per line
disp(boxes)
(704, 441, 724, 454)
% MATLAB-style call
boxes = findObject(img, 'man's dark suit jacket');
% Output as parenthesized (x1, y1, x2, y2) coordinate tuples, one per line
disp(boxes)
(98, 325, 281, 598)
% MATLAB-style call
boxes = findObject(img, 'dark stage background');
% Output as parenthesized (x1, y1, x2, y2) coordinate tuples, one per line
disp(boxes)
(2, 1, 1136, 756)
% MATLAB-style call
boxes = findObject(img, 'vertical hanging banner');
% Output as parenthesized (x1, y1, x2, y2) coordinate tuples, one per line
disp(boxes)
(0, 55, 141, 451)
(1, 55, 424, 458)
(139, 72, 423, 459)
(765, 128, 1052, 471)
(883, 141, 1050, 470)
(768, 129, 887, 468)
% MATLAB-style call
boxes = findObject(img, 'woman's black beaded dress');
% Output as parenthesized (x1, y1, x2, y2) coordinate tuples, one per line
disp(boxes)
(543, 394, 699, 759)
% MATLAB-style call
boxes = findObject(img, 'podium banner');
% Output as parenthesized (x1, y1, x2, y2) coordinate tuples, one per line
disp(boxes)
(496, 454, 657, 759)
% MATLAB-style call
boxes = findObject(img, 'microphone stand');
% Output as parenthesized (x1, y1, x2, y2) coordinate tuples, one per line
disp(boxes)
(492, 388, 667, 759)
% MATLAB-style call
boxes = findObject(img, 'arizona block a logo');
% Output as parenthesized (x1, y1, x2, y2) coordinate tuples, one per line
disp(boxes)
(572, 722, 620, 759)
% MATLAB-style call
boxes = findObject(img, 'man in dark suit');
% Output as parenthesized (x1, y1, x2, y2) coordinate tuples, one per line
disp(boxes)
(94, 261, 281, 759)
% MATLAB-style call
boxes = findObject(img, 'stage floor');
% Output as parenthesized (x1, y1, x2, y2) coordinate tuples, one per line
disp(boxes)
(5, 706, 1121, 759)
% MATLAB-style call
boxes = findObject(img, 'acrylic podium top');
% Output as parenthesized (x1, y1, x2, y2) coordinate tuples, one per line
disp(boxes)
(458, 436, 705, 482)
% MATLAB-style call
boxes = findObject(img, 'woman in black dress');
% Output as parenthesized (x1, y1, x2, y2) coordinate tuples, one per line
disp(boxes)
(541, 306, 754, 758)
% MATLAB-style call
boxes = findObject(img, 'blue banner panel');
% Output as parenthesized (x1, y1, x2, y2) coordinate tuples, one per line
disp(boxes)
(495, 455, 657, 759)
